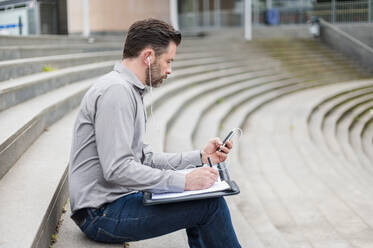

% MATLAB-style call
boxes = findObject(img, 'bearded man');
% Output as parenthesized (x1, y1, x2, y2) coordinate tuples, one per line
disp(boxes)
(68, 18, 241, 248)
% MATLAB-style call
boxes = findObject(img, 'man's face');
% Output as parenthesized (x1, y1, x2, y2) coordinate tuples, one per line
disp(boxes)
(145, 42, 176, 88)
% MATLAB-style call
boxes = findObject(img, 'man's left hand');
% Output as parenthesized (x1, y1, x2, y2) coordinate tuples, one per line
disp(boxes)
(201, 138, 233, 165)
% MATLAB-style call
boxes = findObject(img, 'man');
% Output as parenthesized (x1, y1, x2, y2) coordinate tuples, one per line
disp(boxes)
(69, 19, 241, 248)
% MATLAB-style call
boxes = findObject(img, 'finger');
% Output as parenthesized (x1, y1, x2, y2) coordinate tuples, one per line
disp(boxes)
(219, 146, 230, 154)
(210, 137, 222, 147)
(210, 171, 219, 179)
(225, 140, 233, 149)
(211, 173, 219, 181)
(208, 177, 217, 185)
(209, 176, 217, 183)
(207, 167, 219, 175)
(204, 179, 214, 188)
(218, 152, 227, 161)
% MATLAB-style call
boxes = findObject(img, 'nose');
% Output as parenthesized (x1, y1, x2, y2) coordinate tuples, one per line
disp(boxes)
(166, 65, 172, 75)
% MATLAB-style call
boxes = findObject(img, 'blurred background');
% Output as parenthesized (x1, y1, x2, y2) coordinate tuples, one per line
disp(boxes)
(0, 0, 372, 36)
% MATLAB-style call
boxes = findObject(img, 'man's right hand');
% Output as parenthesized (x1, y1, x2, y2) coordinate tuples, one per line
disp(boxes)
(185, 167, 219, 191)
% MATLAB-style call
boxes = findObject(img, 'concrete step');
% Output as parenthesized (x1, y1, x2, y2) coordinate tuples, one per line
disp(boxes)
(191, 89, 294, 247)
(220, 78, 373, 205)
(306, 81, 373, 170)
(164, 61, 373, 244)
(361, 115, 373, 162)
(312, 85, 373, 151)
(267, 51, 358, 68)
(348, 105, 373, 170)
(218, 80, 324, 130)
(219, 92, 317, 246)
(143, 62, 280, 119)
(0, 37, 234, 61)
(0, 51, 237, 83)
(243, 112, 349, 247)
(163, 63, 340, 246)
(299, 84, 373, 195)
(308, 84, 369, 157)
(214, 81, 373, 246)
(266, 86, 373, 247)
(0, 43, 122, 61)
(259, 38, 370, 78)
(322, 89, 373, 154)
(204, 78, 373, 246)
(0, 51, 120, 82)
(164, 73, 307, 248)
(54, 204, 188, 248)
(332, 96, 373, 190)
(0, 108, 78, 248)
(321, 88, 373, 167)
(166, 75, 306, 151)
(0, 34, 93, 46)
(145, 68, 285, 151)
(169, 59, 255, 81)
(0, 60, 114, 112)
(0, 78, 93, 179)
(336, 98, 373, 163)
(290, 87, 373, 247)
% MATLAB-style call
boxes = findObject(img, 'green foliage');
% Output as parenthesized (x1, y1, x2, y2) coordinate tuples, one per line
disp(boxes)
(43, 65, 55, 72)
(217, 98, 224, 104)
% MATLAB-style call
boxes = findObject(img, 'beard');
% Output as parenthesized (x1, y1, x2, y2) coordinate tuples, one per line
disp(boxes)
(145, 60, 167, 88)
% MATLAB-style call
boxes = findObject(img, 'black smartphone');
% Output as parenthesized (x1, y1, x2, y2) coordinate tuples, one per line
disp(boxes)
(217, 130, 234, 151)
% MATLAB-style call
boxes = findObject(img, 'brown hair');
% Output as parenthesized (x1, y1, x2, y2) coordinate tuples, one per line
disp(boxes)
(122, 19, 181, 59)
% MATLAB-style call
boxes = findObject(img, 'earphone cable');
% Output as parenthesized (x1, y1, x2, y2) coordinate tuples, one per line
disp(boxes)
(148, 59, 153, 118)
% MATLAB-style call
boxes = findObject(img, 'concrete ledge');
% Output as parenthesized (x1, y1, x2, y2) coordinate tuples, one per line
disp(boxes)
(0, 108, 78, 248)
(253, 25, 312, 39)
(320, 19, 373, 74)
(0, 43, 122, 61)
(0, 79, 93, 179)
(33, 166, 69, 248)
(0, 51, 119, 82)
(145, 60, 280, 115)
(0, 51, 223, 82)
(336, 23, 373, 48)
(319, 86, 373, 159)
(0, 34, 92, 46)
(0, 61, 114, 112)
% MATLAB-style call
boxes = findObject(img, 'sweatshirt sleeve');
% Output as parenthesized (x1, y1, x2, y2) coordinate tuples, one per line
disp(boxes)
(142, 143, 203, 170)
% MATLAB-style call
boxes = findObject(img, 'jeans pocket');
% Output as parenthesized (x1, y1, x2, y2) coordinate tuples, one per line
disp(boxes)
(94, 227, 134, 244)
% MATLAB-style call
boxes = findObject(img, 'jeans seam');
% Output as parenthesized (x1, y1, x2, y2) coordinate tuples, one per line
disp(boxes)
(84, 215, 99, 233)
(95, 227, 135, 242)
(120, 214, 157, 221)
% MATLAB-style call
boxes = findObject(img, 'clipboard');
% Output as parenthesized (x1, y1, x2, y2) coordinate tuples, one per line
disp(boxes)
(143, 162, 240, 206)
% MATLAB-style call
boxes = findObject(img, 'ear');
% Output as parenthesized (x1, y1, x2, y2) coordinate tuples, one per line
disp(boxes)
(142, 49, 154, 67)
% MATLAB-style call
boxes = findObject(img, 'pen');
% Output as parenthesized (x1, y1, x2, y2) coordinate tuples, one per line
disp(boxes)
(207, 157, 213, 167)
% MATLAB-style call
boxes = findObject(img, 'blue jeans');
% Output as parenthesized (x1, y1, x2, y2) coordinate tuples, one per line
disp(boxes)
(75, 192, 241, 248)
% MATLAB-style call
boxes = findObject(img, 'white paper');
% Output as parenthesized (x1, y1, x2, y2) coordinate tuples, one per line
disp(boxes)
(152, 167, 230, 200)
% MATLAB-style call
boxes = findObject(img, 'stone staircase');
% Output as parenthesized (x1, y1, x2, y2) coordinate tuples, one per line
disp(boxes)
(1, 30, 372, 248)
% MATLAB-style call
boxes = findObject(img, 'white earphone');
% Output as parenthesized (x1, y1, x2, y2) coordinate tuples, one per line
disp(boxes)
(147, 56, 150, 66)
